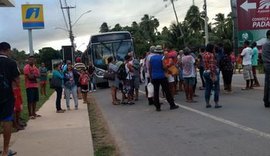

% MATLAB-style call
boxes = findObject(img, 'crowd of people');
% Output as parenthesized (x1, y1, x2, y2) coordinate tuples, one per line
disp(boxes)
(0, 42, 98, 156)
(105, 33, 269, 112)
(1, 30, 270, 156)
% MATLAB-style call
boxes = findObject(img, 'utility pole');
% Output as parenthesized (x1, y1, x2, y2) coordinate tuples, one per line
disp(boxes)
(192, 0, 195, 5)
(61, 4, 76, 64)
(203, 0, 209, 45)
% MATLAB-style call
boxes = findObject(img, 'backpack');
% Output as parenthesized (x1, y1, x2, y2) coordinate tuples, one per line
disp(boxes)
(117, 63, 127, 80)
(80, 75, 89, 85)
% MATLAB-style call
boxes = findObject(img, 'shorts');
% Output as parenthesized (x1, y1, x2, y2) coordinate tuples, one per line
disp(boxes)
(184, 77, 196, 86)
(0, 115, 13, 122)
(133, 76, 140, 89)
(243, 65, 254, 80)
(81, 85, 89, 93)
(26, 88, 39, 104)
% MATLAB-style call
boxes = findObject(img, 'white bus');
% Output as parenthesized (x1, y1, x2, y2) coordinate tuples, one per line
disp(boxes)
(83, 31, 134, 87)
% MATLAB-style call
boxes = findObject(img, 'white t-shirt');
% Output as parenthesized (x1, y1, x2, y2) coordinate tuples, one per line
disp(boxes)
(241, 47, 253, 65)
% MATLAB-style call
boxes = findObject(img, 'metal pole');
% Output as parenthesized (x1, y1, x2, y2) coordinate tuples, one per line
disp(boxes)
(204, 0, 209, 45)
(171, 0, 183, 37)
(28, 29, 34, 56)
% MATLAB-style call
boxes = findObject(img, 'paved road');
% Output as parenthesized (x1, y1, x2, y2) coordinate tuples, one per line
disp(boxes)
(93, 74, 270, 156)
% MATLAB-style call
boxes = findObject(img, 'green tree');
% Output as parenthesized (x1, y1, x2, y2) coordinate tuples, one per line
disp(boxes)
(111, 23, 122, 31)
(99, 22, 110, 33)
(39, 47, 61, 70)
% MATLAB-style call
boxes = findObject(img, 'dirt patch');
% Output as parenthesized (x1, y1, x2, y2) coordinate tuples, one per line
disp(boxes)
(87, 94, 120, 156)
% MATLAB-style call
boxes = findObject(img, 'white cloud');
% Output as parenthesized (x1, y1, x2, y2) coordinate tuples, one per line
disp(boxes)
(0, 0, 231, 53)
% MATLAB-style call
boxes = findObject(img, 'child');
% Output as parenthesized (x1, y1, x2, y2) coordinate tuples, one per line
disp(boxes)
(13, 80, 25, 131)
(79, 69, 90, 104)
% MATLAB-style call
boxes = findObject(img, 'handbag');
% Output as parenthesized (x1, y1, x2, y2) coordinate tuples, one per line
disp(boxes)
(50, 77, 62, 89)
(103, 71, 115, 80)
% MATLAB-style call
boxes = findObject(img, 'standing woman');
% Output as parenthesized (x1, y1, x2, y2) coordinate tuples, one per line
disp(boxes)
(39, 62, 48, 96)
(203, 43, 222, 108)
(64, 64, 80, 110)
(220, 43, 234, 93)
(52, 63, 65, 113)
(107, 56, 120, 105)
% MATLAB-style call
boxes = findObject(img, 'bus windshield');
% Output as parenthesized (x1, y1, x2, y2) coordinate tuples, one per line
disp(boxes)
(92, 40, 133, 69)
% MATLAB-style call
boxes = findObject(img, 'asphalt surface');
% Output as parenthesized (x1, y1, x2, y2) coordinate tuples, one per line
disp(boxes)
(93, 74, 270, 156)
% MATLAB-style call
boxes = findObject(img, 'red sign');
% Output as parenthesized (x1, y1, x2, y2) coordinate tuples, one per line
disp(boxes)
(237, 0, 270, 30)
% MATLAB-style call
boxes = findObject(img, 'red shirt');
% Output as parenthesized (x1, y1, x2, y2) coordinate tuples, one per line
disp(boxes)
(203, 52, 217, 78)
(23, 64, 40, 88)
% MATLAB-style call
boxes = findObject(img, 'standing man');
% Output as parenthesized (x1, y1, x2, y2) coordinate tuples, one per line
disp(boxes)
(241, 40, 254, 90)
(251, 42, 260, 87)
(24, 56, 40, 119)
(0, 42, 19, 156)
(149, 45, 179, 111)
(262, 30, 270, 107)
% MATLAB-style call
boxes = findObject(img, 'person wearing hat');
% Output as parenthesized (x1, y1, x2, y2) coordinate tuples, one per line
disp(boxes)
(262, 30, 270, 107)
(149, 45, 179, 111)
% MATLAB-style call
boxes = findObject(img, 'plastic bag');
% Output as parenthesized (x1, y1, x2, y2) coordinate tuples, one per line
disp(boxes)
(147, 82, 154, 98)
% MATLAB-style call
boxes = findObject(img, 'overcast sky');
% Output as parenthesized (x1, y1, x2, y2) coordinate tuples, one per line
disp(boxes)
(0, 0, 231, 53)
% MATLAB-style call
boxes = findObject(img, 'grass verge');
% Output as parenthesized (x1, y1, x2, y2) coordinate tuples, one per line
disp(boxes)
(87, 94, 120, 156)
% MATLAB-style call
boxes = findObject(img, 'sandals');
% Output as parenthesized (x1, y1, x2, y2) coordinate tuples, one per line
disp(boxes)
(112, 101, 120, 105)
(29, 116, 36, 120)
(0, 149, 17, 156)
(35, 114, 42, 117)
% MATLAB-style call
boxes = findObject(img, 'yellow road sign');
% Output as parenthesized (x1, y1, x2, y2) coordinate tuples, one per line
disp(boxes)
(21, 4, 44, 29)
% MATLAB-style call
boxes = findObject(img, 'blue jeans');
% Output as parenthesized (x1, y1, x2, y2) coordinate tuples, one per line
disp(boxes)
(264, 65, 270, 105)
(203, 71, 220, 104)
(65, 86, 78, 109)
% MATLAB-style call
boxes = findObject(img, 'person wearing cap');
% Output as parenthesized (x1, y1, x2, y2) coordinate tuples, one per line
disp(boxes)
(149, 45, 179, 111)
(0, 42, 19, 156)
(262, 30, 270, 107)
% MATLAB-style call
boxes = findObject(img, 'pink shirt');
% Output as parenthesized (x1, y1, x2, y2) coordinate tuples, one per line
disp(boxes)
(23, 64, 40, 88)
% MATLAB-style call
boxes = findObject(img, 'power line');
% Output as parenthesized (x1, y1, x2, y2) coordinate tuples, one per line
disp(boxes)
(59, 0, 69, 30)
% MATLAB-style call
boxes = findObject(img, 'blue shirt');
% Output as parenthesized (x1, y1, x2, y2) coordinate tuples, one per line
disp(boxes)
(150, 55, 166, 79)
(52, 70, 64, 85)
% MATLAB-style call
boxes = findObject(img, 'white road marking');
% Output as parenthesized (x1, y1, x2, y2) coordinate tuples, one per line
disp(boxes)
(139, 90, 270, 139)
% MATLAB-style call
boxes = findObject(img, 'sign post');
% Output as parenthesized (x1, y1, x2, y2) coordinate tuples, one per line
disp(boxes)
(21, 4, 44, 56)
(236, 0, 270, 47)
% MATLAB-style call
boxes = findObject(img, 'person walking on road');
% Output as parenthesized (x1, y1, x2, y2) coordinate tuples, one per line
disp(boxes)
(262, 30, 270, 107)
(149, 45, 179, 111)
(23, 56, 40, 119)
(203, 43, 222, 108)
(251, 42, 260, 87)
(0, 42, 19, 156)
(182, 47, 196, 103)
(241, 40, 254, 90)
(52, 63, 65, 113)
